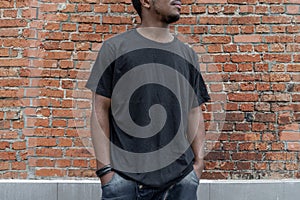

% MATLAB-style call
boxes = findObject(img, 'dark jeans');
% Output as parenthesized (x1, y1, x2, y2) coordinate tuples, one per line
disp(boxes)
(101, 170, 199, 200)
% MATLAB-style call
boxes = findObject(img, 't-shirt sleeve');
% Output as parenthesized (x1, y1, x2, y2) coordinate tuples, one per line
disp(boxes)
(85, 41, 115, 98)
(191, 51, 211, 107)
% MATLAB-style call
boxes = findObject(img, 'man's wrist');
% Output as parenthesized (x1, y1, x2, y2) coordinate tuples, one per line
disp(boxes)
(194, 157, 204, 163)
(95, 164, 112, 178)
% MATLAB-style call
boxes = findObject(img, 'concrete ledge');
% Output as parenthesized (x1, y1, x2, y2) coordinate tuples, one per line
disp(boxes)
(0, 180, 299, 200)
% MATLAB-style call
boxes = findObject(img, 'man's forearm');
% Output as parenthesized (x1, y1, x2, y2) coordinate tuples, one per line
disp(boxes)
(91, 94, 111, 170)
(187, 106, 206, 162)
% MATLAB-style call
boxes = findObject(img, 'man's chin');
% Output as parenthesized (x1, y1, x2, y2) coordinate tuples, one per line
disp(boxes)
(166, 14, 180, 24)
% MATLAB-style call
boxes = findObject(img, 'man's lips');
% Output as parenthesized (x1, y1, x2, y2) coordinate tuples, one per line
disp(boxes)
(171, 1, 181, 9)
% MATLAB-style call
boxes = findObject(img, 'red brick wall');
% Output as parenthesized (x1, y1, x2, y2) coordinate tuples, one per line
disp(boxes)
(0, 0, 299, 179)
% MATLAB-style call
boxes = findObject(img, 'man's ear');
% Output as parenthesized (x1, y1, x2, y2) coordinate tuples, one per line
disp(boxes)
(140, 0, 151, 9)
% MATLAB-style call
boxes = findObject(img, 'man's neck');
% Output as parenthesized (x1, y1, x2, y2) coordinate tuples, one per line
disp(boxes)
(137, 22, 174, 43)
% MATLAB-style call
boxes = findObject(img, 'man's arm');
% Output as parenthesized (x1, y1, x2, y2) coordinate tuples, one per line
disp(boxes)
(91, 93, 114, 185)
(187, 105, 206, 179)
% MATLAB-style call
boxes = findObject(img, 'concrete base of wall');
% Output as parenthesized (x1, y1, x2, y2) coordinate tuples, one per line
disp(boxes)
(0, 179, 299, 200)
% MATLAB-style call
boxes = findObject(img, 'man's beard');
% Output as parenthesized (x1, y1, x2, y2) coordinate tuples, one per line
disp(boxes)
(163, 14, 180, 24)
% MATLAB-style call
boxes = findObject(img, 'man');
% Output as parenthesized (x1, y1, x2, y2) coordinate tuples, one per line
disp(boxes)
(86, 0, 210, 199)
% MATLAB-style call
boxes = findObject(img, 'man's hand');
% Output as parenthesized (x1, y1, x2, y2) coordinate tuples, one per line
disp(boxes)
(100, 171, 115, 186)
(193, 159, 204, 179)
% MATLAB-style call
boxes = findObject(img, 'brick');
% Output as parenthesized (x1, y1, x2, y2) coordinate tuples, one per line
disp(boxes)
(287, 64, 300, 72)
(237, 162, 251, 170)
(270, 162, 284, 171)
(202, 36, 231, 44)
(225, 113, 244, 121)
(0, 152, 16, 160)
(40, 13, 69, 22)
(232, 152, 262, 161)
(0, 162, 10, 171)
(0, 59, 29, 67)
(102, 16, 131, 24)
(43, 52, 71, 60)
(0, 19, 27, 27)
(234, 35, 262, 43)
(73, 160, 88, 167)
(223, 5, 238, 14)
(28, 138, 57, 147)
(208, 5, 222, 14)
(238, 63, 253, 72)
(239, 44, 253, 52)
(262, 16, 291, 24)
(3, 10, 18, 18)
(191, 5, 206, 13)
(0, 0, 14, 8)
(68, 169, 95, 177)
(205, 152, 230, 160)
(254, 113, 276, 122)
(94, 5, 109, 13)
(270, 74, 291, 82)
(65, 148, 93, 158)
(79, 24, 94, 32)
(12, 162, 26, 170)
(228, 93, 258, 101)
(71, 33, 102, 42)
(232, 16, 260, 24)
(0, 131, 18, 139)
(271, 142, 285, 151)
(256, 26, 270, 34)
(231, 54, 261, 62)
(40, 4, 58, 12)
(270, 5, 285, 13)
(199, 17, 229, 25)
(220, 162, 235, 170)
(254, 162, 267, 170)
(264, 35, 293, 43)
(78, 4, 92, 12)
(58, 138, 72, 147)
(0, 141, 10, 150)
(61, 99, 74, 107)
(36, 169, 66, 177)
(272, 83, 286, 91)
(280, 131, 300, 141)
(286, 5, 300, 14)
(60, 42, 75, 50)
(240, 25, 255, 33)
(263, 54, 291, 62)
(265, 152, 295, 161)
(228, 0, 257, 4)
(287, 142, 300, 151)
(12, 141, 26, 150)
(286, 162, 299, 170)
(197, 0, 227, 3)
(29, 158, 55, 167)
(56, 159, 71, 168)
(261, 94, 290, 102)
(35, 148, 62, 157)
(239, 142, 255, 151)
(60, 4, 76, 12)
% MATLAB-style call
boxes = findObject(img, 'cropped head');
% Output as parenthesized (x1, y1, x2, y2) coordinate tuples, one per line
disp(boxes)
(132, 0, 181, 24)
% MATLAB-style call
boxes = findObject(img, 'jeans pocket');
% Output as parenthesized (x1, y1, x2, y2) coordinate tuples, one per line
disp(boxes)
(101, 172, 117, 188)
(192, 170, 200, 183)
(101, 173, 136, 199)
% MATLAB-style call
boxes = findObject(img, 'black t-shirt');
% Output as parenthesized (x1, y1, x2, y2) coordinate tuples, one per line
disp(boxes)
(86, 29, 210, 188)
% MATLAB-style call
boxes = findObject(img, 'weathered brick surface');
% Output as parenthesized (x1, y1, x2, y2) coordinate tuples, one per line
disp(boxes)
(0, 0, 299, 180)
